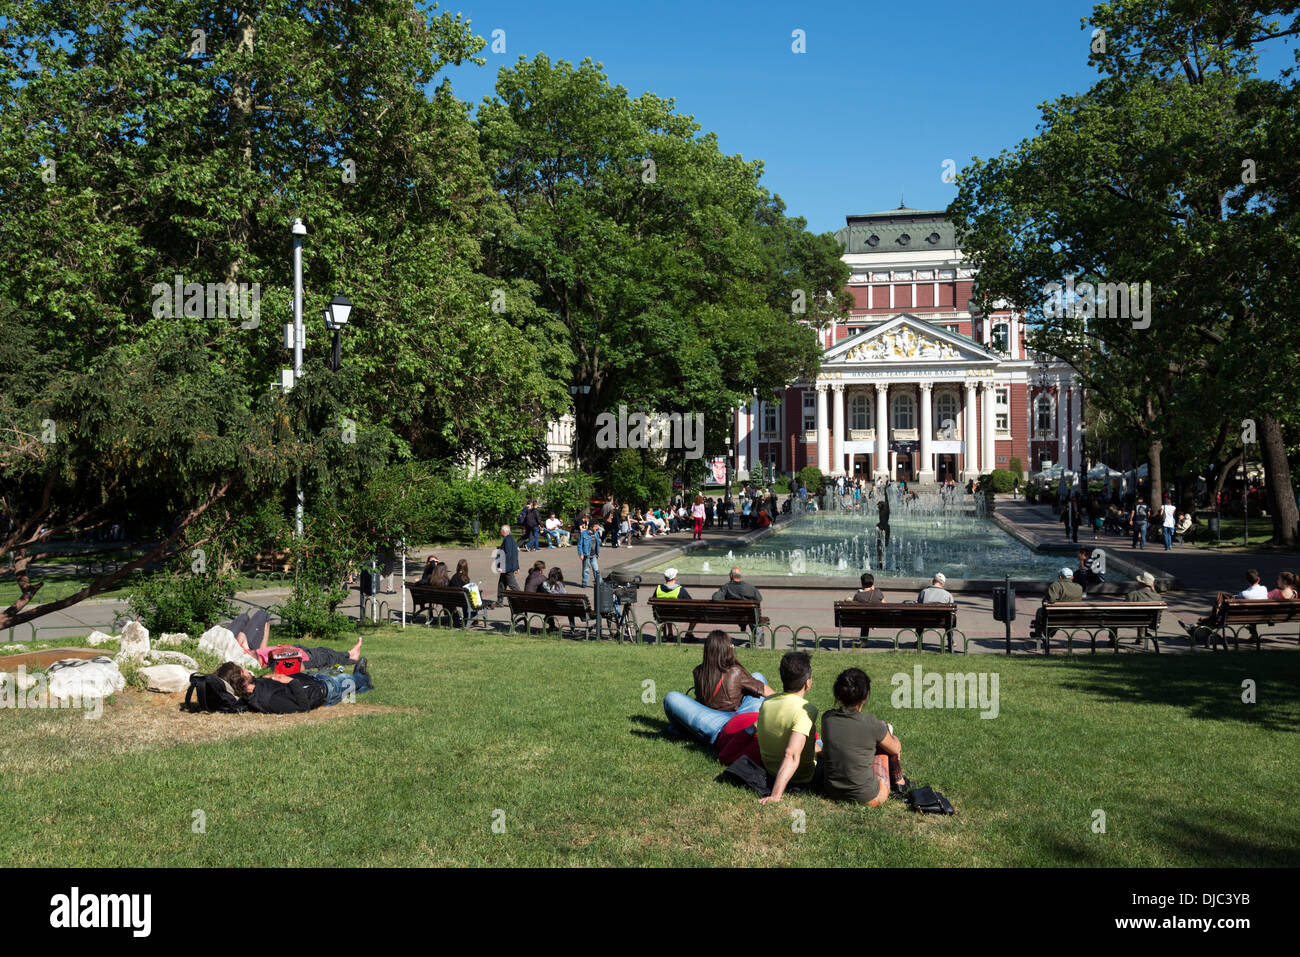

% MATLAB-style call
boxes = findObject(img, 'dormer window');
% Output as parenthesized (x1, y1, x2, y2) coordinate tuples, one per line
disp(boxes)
(896, 233, 911, 245)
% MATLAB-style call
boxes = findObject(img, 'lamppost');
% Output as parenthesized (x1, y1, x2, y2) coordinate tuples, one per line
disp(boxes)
(724, 434, 732, 502)
(291, 218, 306, 536)
(322, 294, 353, 372)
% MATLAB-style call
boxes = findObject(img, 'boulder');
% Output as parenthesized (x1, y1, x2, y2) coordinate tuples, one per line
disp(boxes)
(198, 625, 258, 669)
(86, 630, 117, 646)
(46, 656, 125, 701)
(156, 632, 189, 647)
(138, 664, 193, 694)
(114, 620, 151, 663)
(149, 650, 199, 670)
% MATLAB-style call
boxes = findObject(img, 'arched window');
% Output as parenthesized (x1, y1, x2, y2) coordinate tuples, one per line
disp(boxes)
(1036, 394, 1054, 432)
(934, 392, 960, 437)
(892, 393, 915, 430)
(850, 392, 872, 430)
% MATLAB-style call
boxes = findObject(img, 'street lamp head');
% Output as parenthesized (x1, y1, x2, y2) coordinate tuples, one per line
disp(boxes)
(291, 218, 307, 236)
(327, 294, 353, 328)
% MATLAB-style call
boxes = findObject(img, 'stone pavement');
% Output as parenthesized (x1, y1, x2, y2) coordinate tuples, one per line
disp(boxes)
(8, 507, 1298, 656)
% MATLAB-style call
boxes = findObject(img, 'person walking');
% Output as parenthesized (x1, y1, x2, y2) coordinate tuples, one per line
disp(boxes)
(496, 524, 520, 600)
(691, 493, 706, 541)
(1159, 494, 1176, 551)
(1130, 498, 1149, 550)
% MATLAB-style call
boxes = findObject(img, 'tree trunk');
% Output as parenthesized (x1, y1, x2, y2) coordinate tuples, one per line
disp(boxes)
(1211, 451, 1241, 506)
(1258, 413, 1298, 547)
(1147, 438, 1163, 515)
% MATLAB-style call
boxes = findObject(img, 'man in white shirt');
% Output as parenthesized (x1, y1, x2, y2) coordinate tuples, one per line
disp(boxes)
(544, 513, 569, 548)
(1185, 568, 1269, 639)
(1159, 496, 1177, 550)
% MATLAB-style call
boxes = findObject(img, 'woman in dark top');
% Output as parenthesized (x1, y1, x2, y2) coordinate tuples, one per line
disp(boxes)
(851, 572, 884, 640)
(661, 630, 774, 746)
(541, 566, 574, 634)
(523, 560, 547, 593)
(447, 559, 471, 591)
(820, 668, 907, 806)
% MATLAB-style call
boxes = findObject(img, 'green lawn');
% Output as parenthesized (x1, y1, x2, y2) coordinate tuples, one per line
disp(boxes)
(1, 628, 1296, 867)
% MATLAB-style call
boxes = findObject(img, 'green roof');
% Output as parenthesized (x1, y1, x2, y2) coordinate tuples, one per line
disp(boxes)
(834, 209, 957, 254)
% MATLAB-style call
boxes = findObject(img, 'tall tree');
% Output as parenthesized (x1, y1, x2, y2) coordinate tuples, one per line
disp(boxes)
(476, 55, 848, 474)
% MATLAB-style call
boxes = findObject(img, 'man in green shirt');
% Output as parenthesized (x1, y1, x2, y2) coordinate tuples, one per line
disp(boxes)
(757, 652, 821, 803)
(1030, 567, 1085, 638)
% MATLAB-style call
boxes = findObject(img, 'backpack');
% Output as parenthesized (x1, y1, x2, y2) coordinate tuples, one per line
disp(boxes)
(181, 673, 248, 714)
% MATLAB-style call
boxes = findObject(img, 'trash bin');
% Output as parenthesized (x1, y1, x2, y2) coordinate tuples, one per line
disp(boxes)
(1207, 515, 1220, 535)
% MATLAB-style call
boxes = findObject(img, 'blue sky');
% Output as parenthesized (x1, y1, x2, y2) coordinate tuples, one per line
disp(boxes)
(436, 0, 1299, 234)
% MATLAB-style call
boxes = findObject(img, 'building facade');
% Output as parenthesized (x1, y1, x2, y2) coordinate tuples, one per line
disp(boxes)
(732, 207, 1083, 485)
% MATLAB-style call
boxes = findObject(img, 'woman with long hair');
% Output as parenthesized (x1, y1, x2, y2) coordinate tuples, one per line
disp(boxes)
(661, 630, 774, 746)
(691, 493, 706, 540)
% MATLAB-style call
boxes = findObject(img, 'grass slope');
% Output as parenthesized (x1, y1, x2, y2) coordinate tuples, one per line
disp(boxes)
(1, 628, 1296, 867)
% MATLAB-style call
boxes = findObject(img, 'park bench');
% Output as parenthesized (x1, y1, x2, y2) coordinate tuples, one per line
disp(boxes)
(1036, 601, 1167, 654)
(406, 582, 481, 630)
(1200, 598, 1300, 651)
(500, 589, 596, 638)
(833, 602, 962, 652)
(647, 598, 766, 645)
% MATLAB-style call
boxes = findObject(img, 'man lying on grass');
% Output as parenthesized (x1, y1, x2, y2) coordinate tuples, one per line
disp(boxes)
(229, 609, 365, 672)
(214, 659, 374, 714)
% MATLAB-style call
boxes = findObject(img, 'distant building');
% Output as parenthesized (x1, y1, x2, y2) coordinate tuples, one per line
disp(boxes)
(731, 206, 1082, 483)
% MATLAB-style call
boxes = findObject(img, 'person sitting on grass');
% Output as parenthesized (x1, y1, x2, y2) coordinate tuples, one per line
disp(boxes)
(662, 630, 774, 746)
(756, 652, 822, 804)
(216, 658, 373, 714)
(820, 668, 908, 806)
(230, 609, 365, 672)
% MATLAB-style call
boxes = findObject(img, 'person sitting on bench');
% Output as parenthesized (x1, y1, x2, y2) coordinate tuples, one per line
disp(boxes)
(216, 658, 373, 714)
(1183, 568, 1269, 638)
(230, 609, 365, 671)
(655, 568, 695, 641)
(850, 572, 885, 640)
(711, 567, 763, 636)
(1029, 568, 1083, 638)
(820, 667, 907, 806)
(662, 630, 773, 746)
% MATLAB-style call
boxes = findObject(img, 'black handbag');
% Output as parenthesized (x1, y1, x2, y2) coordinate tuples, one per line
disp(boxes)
(906, 785, 955, 815)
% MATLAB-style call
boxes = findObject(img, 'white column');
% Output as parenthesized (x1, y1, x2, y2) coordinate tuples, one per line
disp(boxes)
(815, 383, 829, 474)
(963, 380, 979, 479)
(982, 382, 996, 474)
(831, 383, 846, 476)
(750, 392, 761, 478)
(918, 382, 935, 484)
(874, 383, 889, 480)
(1058, 385, 1068, 468)
(1009, 312, 1019, 359)
(1071, 383, 1083, 470)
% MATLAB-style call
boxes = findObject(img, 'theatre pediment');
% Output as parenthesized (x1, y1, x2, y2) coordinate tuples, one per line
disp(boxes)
(825, 316, 998, 365)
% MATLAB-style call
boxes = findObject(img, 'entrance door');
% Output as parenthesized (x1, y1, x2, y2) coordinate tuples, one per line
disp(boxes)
(937, 455, 955, 484)
(896, 453, 913, 483)
(853, 453, 871, 477)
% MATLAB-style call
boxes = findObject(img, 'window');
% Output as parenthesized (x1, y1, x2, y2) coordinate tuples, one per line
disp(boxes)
(802, 392, 816, 431)
(934, 392, 960, 437)
(991, 322, 1009, 353)
(1036, 394, 1053, 432)
(850, 392, 872, 430)
(995, 386, 1010, 432)
(892, 393, 915, 430)
(763, 402, 779, 436)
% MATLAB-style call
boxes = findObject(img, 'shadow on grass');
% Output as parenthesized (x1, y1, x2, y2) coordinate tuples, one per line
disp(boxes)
(627, 714, 714, 758)
(1052, 651, 1300, 733)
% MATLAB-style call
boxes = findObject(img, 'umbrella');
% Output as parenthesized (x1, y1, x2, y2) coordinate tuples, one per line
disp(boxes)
(1087, 463, 1121, 480)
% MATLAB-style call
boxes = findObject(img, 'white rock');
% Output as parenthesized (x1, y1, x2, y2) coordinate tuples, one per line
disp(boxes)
(114, 620, 151, 663)
(149, 650, 199, 670)
(47, 656, 125, 701)
(156, 632, 189, 647)
(138, 664, 193, 694)
(86, 630, 117, 646)
(2, 643, 25, 652)
(198, 625, 258, 669)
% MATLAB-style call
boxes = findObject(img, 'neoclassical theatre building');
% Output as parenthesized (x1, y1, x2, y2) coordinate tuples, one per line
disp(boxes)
(731, 207, 1083, 485)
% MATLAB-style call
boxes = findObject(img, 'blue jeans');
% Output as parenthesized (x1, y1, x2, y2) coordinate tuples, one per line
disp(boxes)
(1162, 526, 1173, 550)
(1134, 522, 1147, 549)
(663, 673, 768, 746)
(527, 526, 540, 550)
(313, 670, 374, 706)
(546, 529, 566, 547)
(581, 554, 599, 586)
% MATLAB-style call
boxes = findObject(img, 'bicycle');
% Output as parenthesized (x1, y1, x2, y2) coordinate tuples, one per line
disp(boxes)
(598, 575, 641, 642)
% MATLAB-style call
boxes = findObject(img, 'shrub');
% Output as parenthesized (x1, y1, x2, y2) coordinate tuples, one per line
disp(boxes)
(127, 565, 238, 635)
(983, 469, 1016, 493)
(772, 475, 792, 494)
(607, 448, 673, 509)
(1009, 456, 1023, 477)
(537, 470, 597, 524)
(274, 593, 354, 643)
(795, 466, 825, 495)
